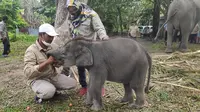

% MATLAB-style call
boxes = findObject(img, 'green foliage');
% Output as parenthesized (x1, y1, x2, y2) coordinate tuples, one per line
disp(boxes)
(8, 32, 37, 42)
(157, 91, 169, 101)
(139, 0, 154, 25)
(88, 0, 154, 33)
(0, 0, 28, 31)
(15, 10, 28, 28)
(35, 0, 56, 24)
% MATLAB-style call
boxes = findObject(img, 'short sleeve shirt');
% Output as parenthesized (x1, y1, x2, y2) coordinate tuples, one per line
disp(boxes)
(0, 21, 7, 39)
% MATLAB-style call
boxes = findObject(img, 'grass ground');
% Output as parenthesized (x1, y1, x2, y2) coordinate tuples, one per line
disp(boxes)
(0, 37, 200, 112)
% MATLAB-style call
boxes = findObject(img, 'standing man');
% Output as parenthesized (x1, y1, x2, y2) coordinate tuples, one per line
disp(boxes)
(164, 24, 168, 45)
(128, 22, 140, 39)
(189, 24, 199, 43)
(24, 23, 77, 103)
(0, 16, 10, 57)
(66, 0, 109, 96)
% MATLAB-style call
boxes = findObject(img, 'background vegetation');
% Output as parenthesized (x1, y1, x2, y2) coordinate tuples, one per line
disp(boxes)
(0, 0, 172, 36)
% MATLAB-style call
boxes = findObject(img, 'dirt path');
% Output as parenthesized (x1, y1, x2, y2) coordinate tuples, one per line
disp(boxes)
(0, 59, 32, 108)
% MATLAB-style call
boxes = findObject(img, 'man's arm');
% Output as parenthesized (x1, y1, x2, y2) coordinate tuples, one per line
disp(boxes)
(24, 50, 56, 79)
(24, 50, 41, 79)
(0, 23, 5, 40)
(0, 32, 4, 40)
(92, 14, 109, 40)
(38, 56, 55, 72)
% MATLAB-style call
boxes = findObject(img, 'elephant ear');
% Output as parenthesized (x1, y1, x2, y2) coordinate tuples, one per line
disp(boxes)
(76, 46, 93, 66)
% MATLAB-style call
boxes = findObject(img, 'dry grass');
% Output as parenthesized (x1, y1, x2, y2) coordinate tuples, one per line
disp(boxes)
(152, 50, 200, 90)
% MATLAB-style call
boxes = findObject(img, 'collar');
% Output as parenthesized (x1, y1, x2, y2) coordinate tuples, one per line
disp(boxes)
(35, 40, 52, 52)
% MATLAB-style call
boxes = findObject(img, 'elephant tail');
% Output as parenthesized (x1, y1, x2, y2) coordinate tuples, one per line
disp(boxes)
(154, 21, 168, 41)
(145, 51, 152, 93)
(154, 6, 178, 41)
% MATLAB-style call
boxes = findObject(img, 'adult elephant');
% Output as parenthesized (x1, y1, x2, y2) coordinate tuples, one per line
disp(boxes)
(154, 0, 200, 53)
(48, 38, 152, 111)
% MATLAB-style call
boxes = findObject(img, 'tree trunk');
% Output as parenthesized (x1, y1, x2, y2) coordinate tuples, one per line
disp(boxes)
(152, 0, 160, 37)
(117, 6, 123, 35)
(52, 0, 88, 49)
(22, 0, 41, 28)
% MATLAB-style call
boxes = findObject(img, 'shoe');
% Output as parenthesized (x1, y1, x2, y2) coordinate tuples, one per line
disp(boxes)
(34, 96, 42, 104)
(2, 54, 8, 57)
(78, 87, 87, 96)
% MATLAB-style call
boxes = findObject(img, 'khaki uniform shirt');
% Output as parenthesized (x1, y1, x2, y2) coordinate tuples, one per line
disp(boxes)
(0, 21, 7, 39)
(69, 13, 108, 40)
(129, 25, 140, 38)
(24, 40, 57, 85)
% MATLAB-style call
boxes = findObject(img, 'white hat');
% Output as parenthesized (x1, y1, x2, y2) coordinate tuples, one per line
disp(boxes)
(39, 23, 59, 36)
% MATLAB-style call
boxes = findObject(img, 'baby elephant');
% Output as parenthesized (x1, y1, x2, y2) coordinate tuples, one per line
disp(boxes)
(48, 37, 151, 111)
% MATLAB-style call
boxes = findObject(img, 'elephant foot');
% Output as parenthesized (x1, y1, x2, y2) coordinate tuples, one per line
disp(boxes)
(179, 48, 188, 53)
(165, 48, 173, 53)
(152, 39, 157, 43)
(85, 92, 93, 105)
(91, 104, 103, 111)
(120, 97, 133, 103)
(85, 99, 93, 106)
(129, 100, 149, 109)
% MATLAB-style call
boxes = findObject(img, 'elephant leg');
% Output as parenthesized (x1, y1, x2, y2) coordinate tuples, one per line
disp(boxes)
(129, 69, 148, 108)
(179, 28, 191, 52)
(90, 77, 105, 111)
(85, 76, 93, 105)
(173, 29, 179, 42)
(165, 23, 174, 53)
(129, 86, 148, 109)
(88, 69, 106, 111)
(120, 83, 133, 103)
(179, 17, 195, 52)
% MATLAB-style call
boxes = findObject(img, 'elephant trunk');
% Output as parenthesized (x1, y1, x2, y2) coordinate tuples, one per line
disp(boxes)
(46, 50, 62, 61)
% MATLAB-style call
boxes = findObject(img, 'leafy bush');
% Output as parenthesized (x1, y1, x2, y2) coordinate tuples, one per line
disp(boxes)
(0, 0, 28, 31)
(9, 32, 37, 42)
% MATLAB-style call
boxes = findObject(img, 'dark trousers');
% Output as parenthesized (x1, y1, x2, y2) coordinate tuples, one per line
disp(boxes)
(78, 66, 87, 88)
(189, 34, 197, 43)
(2, 38, 10, 55)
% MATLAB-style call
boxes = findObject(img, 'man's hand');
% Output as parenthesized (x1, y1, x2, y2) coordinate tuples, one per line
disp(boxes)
(46, 56, 56, 65)
(52, 61, 64, 67)
(101, 35, 109, 41)
(38, 56, 57, 72)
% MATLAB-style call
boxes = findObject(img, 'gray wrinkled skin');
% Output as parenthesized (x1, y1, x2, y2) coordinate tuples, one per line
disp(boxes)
(155, 0, 200, 53)
(48, 38, 152, 111)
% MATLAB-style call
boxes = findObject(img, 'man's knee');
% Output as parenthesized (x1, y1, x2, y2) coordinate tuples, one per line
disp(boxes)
(69, 78, 77, 89)
(62, 77, 77, 90)
(36, 86, 56, 100)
